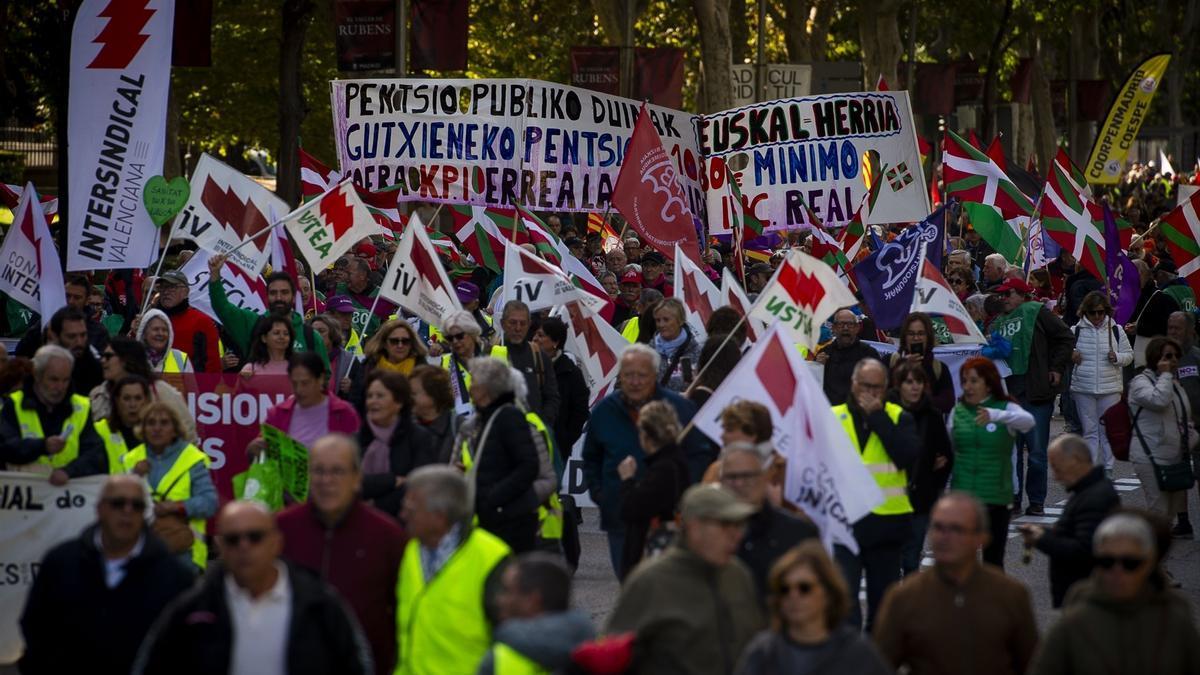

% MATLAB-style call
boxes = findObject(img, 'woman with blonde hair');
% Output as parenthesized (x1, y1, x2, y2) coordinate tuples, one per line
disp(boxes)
(348, 318, 427, 414)
(736, 541, 892, 674)
(651, 298, 702, 392)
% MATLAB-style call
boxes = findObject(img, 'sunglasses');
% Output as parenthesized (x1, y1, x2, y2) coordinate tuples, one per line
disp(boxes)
(387, 336, 412, 346)
(446, 333, 468, 342)
(779, 581, 816, 597)
(104, 497, 146, 512)
(1094, 555, 1146, 572)
(220, 529, 270, 548)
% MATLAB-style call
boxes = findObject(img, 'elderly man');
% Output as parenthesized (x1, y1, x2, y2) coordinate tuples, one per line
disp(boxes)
(613, 269, 643, 329)
(336, 256, 392, 337)
(719, 442, 818, 599)
(0, 344, 105, 483)
(152, 269, 221, 372)
(607, 485, 764, 674)
(583, 344, 707, 575)
(816, 308, 882, 405)
(136, 501, 370, 675)
(981, 252, 1008, 291)
(874, 493, 1039, 675)
(277, 435, 407, 675)
(1019, 434, 1119, 607)
(395, 466, 512, 674)
(20, 475, 194, 675)
(833, 359, 918, 631)
(623, 236, 643, 264)
(489, 300, 560, 428)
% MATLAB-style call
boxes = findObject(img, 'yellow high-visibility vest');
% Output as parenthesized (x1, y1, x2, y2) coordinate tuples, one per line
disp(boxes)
(93, 418, 132, 474)
(831, 402, 913, 516)
(121, 443, 212, 569)
(10, 391, 91, 469)
(160, 349, 190, 374)
(492, 643, 547, 675)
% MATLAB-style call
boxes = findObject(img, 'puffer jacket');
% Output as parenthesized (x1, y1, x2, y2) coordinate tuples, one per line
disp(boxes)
(1070, 318, 1133, 395)
(1128, 370, 1195, 466)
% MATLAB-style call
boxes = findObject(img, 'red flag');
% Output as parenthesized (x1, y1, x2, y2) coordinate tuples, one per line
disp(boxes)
(876, 74, 890, 91)
(612, 103, 701, 265)
(985, 136, 1007, 171)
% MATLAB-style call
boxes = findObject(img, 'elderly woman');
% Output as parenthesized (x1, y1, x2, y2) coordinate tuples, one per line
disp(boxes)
(1029, 513, 1200, 674)
(452, 357, 541, 553)
(1071, 291, 1134, 473)
(651, 298, 703, 392)
(348, 318, 428, 414)
(357, 370, 437, 517)
(240, 314, 294, 377)
(410, 365, 459, 463)
(121, 400, 216, 572)
(1128, 337, 1195, 521)
(310, 314, 354, 397)
(616, 400, 689, 579)
(437, 310, 488, 417)
(92, 337, 197, 444)
(736, 542, 892, 675)
(135, 309, 192, 374)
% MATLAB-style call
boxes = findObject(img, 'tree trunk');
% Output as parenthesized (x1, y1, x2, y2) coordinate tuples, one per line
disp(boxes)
(1068, 9, 1099, 167)
(1165, 0, 1198, 167)
(1030, 42, 1057, 174)
(590, 0, 647, 45)
(730, 0, 749, 64)
(694, 0, 735, 113)
(278, 0, 315, 207)
(979, 0, 1014, 141)
(857, 0, 902, 88)
(164, 76, 182, 180)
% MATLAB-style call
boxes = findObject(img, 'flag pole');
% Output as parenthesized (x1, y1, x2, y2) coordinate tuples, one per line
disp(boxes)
(309, 263, 318, 316)
(140, 213, 187, 313)
(677, 312, 750, 436)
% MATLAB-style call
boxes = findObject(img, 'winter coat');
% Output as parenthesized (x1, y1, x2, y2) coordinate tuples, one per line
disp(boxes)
(132, 562, 371, 675)
(90, 378, 199, 445)
(737, 503, 820, 600)
(458, 392, 541, 536)
(1070, 317, 1133, 395)
(618, 442, 689, 578)
(158, 300, 221, 373)
(356, 414, 439, 516)
(607, 542, 765, 675)
(1034, 466, 1120, 607)
(551, 351, 590, 455)
(735, 627, 893, 675)
(1012, 305, 1074, 405)
(1128, 370, 1194, 465)
(819, 340, 882, 405)
(1029, 578, 1200, 675)
(476, 610, 596, 675)
(497, 340, 561, 428)
(653, 326, 704, 392)
(19, 525, 195, 675)
(899, 394, 954, 514)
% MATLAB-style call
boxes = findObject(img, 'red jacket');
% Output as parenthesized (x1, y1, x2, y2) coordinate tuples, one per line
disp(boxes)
(162, 303, 222, 373)
(277, 501, 407, 675)
(264, 394, 361, 435)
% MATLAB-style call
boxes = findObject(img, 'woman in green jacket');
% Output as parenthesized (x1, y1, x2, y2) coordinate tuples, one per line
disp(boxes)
(948, 357, 1035, 569)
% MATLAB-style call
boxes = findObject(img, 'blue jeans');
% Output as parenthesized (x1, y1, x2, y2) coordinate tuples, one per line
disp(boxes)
(1016, 400, 1053, 506)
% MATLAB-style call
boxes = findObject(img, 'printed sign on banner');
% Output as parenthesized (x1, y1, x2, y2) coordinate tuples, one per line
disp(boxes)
(67, 0, 175, 271)
(179, 249, 268, 324)
(261, 424, 310, 502)
(330, 78, 705, 217)
(0, 473, 106, 663)
(701, 91, 929, 230)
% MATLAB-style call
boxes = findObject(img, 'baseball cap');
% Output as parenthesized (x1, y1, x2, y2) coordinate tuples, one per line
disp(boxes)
(680, 484, 756, 523)
(455, 280, 480, 304)
(158, 270, 189, 287)
(325, 296, 355, 313)
(641, 251, 666, 266)
(620, 269, 643, 285)
(994, 278, 1035, 295)
(356, 242, 378, 258)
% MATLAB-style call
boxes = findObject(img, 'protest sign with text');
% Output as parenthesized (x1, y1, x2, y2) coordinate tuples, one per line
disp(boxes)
(379, 214, 463, 326)
(0, 185, 65, 328)
(749, 249, 857, 351)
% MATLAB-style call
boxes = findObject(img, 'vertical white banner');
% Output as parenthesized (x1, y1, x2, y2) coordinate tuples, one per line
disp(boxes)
(67, 0, 175, 271)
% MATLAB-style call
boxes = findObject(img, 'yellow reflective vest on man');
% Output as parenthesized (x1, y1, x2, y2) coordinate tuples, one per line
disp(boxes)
(9, 391, 91, 469)
(831, 402, 913, 516)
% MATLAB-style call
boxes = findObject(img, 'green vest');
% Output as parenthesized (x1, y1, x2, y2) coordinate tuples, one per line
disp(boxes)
(949, 398, 1017, 505)
(93, 418, 132, 474)
(492, 643, 547, 675)
(991, 301, 1043, 375)
(1163, 285, 1197, 312)
(832, 402, 912, 516)
(9, 391, 91, 470)
(396, 528, 511, 675)
(121, 443, 211, 569)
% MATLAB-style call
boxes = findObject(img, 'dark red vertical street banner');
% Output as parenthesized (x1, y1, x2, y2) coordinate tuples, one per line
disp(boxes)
(411, 0, 469, 72)
(172, 0, 213, 67)
(634, 47, 684, 109)
(915, 63, 958, 115)
(570, 46, 622, 96)
(333, 0, 396, 72)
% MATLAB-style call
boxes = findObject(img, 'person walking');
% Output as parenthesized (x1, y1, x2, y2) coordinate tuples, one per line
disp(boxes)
(409, 365, 460, 463)
(616, 400, 689, 578)
(252, 352, 360, 453)
(151, 269, 221, 372)
(91, 337, 196, 443)
(889, 312, 956, 414)
(1069, 292, 1133, 472)
(491, 300, 560, 428)
(1127, 337, 1195, 523)
(649, 298, 703, 393)
(356, 370, 437, 517)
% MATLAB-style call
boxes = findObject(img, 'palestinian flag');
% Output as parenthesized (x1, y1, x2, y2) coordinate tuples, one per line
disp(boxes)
(942, 129, 1033, 264)
(1157, 188, 1200, 296)
(1039, 156, 1108, 279)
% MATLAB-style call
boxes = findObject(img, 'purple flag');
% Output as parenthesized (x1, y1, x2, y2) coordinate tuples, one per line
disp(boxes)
(1104, 204, 1139, 324)
(854, 227, 925, 330)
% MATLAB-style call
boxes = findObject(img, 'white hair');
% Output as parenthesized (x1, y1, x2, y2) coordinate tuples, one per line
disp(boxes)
(621, 343, 661, 372)
(33, 344, 74, 377)
(1094, 513, 1155, 556)
(442, 310, 482, 337)
(985, 253, 1008, 272)
(468, 356, 517, 399)
(407, 465, 472, 524)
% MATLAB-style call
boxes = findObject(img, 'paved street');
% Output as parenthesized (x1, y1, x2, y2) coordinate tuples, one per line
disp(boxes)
(574, 418, 1200, 631)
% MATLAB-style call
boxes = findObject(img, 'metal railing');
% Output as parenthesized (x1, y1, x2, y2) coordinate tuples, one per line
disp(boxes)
(0, 124, 57, 169)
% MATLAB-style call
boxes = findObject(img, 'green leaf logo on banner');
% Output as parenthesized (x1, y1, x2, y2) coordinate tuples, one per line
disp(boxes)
(142, 175, 190, 227)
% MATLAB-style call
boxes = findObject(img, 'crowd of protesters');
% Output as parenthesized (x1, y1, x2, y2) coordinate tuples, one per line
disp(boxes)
(3, 170, 1200, 675)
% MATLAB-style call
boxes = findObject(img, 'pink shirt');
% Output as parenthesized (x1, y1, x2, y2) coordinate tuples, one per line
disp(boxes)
(288, 398, 331, 449)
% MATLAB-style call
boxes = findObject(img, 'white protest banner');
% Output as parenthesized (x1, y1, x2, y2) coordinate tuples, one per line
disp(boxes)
(912, 259, 987, 344)
(330, 78, 704, 217)
(555, 301, 628, 406)
(719, 267, 766, 343)
(379, 214, 463, 326)
(0, 472, 106, 663)
(179, 248, 267, 324)
(502, 243, 608, 314)
(693, 325, 883, 551)
(67, 0, 174, 271)
(749, 249, 857, 351)
(0, 185, 66, 328)
(673, 242, 721, 339)
(282, 181, 380, 272)
(173, 153, 290, 276)
(867, 340, 1011, 397)
(702, 91, 929, 231)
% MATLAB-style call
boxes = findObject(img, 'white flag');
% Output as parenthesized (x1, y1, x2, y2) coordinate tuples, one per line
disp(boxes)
(1160, 149, 1176, 177)
(179, 249, 267, 325)
(673, 243, 721, 340)
(912, 258, 986, 344)
(694, 324, 884, 552)
(283, 180, 379, 272)
(66, 0, 174, 271)
(749, 249, 857, 351)
(502, 244, 607, 314)
(378, 214, 463, 327)
(554, 301, 629, 406)
(719, 267, 766, 343)
(0, 184, 65, 328)
(173, 153, 290, 276)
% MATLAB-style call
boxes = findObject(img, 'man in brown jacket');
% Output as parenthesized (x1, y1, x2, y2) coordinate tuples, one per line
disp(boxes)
(874, 492, 1039, 675)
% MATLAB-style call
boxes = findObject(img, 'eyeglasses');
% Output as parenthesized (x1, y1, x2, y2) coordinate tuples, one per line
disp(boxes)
(779, 581, 816, 597)
(446, 333, 468, 342)
(103, 497, 146, 512)
(720, 470, 763, 484)
(220, 529, 270, 548)
(387, 336, 412, 346)
(1094, 555, 1146, 572)
(930, 521, 974, 536)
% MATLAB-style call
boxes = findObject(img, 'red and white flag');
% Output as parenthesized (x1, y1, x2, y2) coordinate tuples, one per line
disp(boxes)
(750, 249, 857, 351)
(378, 212, 462, 327)
(1159, 188, 1200, 297)
(555, 301, 629, 406)
(282, 180, 380, 272)
(719, 268, 764, 343)
(1, 183, 58, 218)
(912, 257, 986, 344)
(502, 243, 607, 314)
(299, 147, 340, 201)
(0, 184, 65, 327)
(673, 242, 721, 339)
(612, 103, 701, 264)
(694, 323, 884, 552)
(180, 248, 267, 324)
